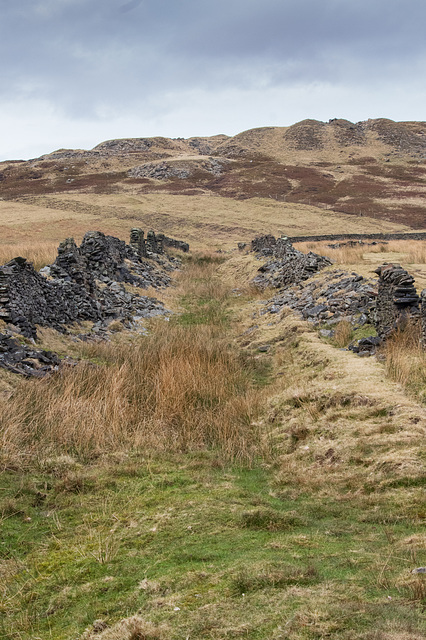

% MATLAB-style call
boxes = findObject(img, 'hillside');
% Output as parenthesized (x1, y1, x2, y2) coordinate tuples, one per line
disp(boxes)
(1, 118, 426, 236)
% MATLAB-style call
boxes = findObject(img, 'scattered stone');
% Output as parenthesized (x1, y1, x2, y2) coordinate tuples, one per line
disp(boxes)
(0, 332, 61, 377)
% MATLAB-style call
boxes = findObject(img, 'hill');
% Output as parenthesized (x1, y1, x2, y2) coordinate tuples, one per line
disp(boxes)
(1, 118, 426, 240)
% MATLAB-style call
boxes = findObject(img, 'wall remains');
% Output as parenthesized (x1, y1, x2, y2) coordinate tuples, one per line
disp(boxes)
(0, 229, 189, 339)
(130, 228, 189, 258)
(374, 264, 420, 339)
(251, 235, 332, 289)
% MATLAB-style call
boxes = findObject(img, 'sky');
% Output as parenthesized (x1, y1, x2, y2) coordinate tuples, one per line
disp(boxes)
(1, 0, 426, 160)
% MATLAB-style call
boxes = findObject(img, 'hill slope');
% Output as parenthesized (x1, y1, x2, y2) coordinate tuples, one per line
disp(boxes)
(1, 118, 426, 232)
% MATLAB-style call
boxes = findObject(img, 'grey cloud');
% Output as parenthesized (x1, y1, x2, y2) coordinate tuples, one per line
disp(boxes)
(0, 0, 425, 119)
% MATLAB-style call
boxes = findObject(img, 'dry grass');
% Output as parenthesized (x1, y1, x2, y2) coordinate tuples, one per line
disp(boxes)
(296, 239, 426, 267)
(1, 191, 409, 252)
(80, 616, 168, 640)
(0, 240, 58, 269)
(333, 320, 354, 348)
(381, 323, 426, 402)
(0, 325, 263, 467)
(0, 258, 266, 468)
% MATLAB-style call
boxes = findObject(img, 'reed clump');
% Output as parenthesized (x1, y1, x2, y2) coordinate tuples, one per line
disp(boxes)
(333, 320, 354, 348)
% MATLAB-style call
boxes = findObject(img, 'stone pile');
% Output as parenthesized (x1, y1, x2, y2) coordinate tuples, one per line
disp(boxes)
(0, 332, 61, 377)
(251, 235, 332, 289)
(374, 264, 420, 339)
(264, 269, 377, 332)
(0, 229, 189, 342)
(259, 251, 426, 354)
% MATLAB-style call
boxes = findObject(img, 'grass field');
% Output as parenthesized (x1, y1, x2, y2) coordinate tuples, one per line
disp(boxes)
(0, 191, 413, 252)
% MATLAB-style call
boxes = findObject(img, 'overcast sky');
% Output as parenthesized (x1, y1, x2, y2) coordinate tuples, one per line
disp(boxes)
(1, 0, 425, 160)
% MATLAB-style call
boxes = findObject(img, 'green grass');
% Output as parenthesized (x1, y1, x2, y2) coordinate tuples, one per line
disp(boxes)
(0, 455, 425, 639)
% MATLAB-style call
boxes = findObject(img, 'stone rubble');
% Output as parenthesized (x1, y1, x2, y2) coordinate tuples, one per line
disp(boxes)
(0, 228, 189, 376)
(251, 237, 426, 355)
(0, 332, 62, 378)
(251, 234, 333, 289)
(263, 268, 377, 332)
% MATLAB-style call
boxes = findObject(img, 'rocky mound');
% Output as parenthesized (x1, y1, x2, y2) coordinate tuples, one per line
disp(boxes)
(128, 157, 229, 181)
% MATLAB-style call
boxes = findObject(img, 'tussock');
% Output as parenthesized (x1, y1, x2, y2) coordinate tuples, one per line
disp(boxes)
(382, 322, 426, 402)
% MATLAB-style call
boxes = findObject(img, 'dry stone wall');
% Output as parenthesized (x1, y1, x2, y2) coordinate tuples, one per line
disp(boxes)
(251, 235, 332, 289)
(374, 264, 420, 339)
(286, 232, 426, 243)
(422, 290, 426, 347)
(0, 229, 189, 341)
(252, 238, 426, 353)
(130, 228, 189, 256)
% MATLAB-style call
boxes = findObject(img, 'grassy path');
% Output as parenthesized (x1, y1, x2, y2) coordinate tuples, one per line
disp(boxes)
(0, 254, 425, 640)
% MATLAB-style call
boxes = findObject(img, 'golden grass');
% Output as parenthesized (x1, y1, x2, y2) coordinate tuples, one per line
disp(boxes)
(296, 239, 426, 266)
(2, 192, 410, 252)
(0, 258, 267, 469)
(0, 325, 264, 467)
(381, 323, 426, 403)
(0, 240, 58, 269)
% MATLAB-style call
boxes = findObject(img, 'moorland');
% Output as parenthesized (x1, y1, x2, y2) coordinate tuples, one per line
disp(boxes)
(0, 118, 425, 640)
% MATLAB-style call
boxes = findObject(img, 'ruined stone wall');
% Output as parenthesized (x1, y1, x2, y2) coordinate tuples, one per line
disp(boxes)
(130, 228, 189, 258)
(251, 235, 332, 289)
(0, 229, 189, 338)
(157, 234, 189, 253)
(0, 258, 101, 338)
(287, 232, 426, 243)
(374, 264, 420, 339)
